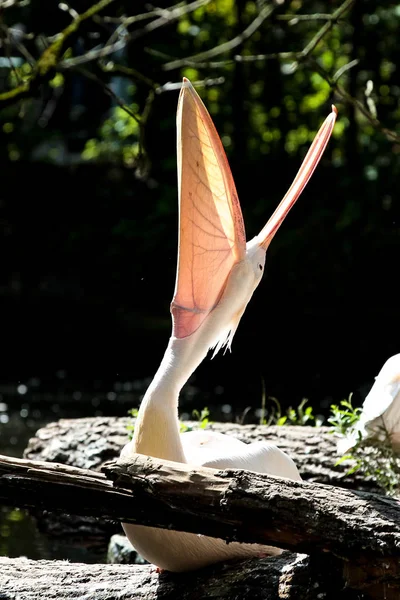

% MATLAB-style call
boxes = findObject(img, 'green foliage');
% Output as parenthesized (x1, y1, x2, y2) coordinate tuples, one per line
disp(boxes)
(336, 437, 400, 497)
(127, 407, 211, 438)
(7, 61, 31, 89)
(82, 104, 140, 166)
(260, 396, 321, 427)
(49, 73, 65, 89)
(192, 407, 211, 428)
(285, 398, 320, 426)
(126, 408, 139, 440)
(329, 396, 400, 496)
(328, 395, 362, 436)
(259, 395, 284, 426)
(0, 507, 33, 558)
(180, 407, 211, 433)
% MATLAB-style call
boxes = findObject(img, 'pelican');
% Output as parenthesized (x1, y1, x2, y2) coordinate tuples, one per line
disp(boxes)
(121, 78, 337, 572)
(337, 353, 400, 454)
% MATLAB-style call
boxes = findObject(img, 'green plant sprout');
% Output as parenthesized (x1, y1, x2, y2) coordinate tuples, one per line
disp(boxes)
(328, 394, 362, 435)
(260, 396, 321, 427)
(329, 395, 400, 496)
(127, 406, 211, 439)
(335, 433, 400, 496)
(126, 407, 138, 440)
(180, 407, 210, 433)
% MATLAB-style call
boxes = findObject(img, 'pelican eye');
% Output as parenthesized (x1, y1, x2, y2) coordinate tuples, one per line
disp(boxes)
(258, 264, 263, 271)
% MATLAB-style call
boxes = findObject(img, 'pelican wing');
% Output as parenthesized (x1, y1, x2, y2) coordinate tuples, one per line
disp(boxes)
(182, 430, 301, 480)
(171, 78, 246, 339)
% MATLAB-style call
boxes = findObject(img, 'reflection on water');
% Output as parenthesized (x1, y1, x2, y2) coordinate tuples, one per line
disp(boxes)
(0, 377, 149, 564)
(0, 506, 108, 563)
(0, 403, 111, 563)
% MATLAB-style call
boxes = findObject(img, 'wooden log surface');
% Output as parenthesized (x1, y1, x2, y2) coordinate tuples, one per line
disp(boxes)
(0, 552, 375, 600)
(0, 452, 399, 595)
(23, 417, 373, 490)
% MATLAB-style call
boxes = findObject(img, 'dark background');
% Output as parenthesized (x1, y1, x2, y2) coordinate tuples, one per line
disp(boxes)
(0, 0, 399, 419)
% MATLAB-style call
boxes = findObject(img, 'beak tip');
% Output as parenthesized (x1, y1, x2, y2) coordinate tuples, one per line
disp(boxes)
(332, 104, 338, 116)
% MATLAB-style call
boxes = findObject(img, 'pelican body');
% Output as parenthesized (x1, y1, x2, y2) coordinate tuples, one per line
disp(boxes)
(122, 78, 337, 571)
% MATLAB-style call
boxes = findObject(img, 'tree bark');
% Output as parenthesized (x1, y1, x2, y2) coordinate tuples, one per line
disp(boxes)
(0, 452, 399, 596)
(0, 552, 376, 600)
(23, 417, 375, 490)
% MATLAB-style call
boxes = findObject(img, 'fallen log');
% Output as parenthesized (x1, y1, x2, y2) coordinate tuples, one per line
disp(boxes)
(23, 417, 380, 540)
(0, 452, 399, 596)
(23, 417, 372, 490)
(0, 553, 374, 600)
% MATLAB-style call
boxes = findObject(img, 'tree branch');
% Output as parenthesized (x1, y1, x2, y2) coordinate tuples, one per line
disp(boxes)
(310, 58, 400, 145)
(297, 0, 355, 61)
(0, 0, 117, 107)
(1, 450, 400, 590)
(163, 2, 276, 71)
(161, 0, 354, 71)
(60, 0, 212, 70)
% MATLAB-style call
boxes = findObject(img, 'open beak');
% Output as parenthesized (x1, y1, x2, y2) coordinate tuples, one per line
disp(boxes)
(257, 106, 337, 250)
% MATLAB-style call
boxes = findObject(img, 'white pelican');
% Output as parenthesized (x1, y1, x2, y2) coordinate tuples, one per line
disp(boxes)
(121, 78, 337, 572)
(337, 353, 400, 454)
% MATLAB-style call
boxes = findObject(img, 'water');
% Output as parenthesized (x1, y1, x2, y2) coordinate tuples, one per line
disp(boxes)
(0, 402, 111, 562)
(0, 380, 149, 564)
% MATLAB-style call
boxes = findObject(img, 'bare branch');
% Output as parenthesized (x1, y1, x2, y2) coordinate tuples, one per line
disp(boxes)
(333, 58, 359, 83)
(163, 2, 276, 71)
(100, 62, 157, 89)
(235, 0, 355, 66)
(277, 13, 342, 22)
(98, 0, 210, 27)
(155, 76, 225, 94)
(152, 0, 354, 71)
(70, 66, 141, 125)
(310, 58, 400, 145)
(10, 37, 36, 65)
(61, 0, 212, 70)
(0, 26, 22, 84)
(337, 84, 400, 144)
(0, 0, 29, 8)
(298, 0, 355, 60)
(59, 36, 127, 70)
(0, 0, 118, 107)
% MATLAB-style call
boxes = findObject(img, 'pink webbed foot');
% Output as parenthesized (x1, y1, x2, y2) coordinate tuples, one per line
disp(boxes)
(151, 565, 166, 574)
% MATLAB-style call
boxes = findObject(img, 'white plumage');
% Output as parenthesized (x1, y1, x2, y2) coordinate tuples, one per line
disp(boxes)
(337, 353, 400, 454)
(182, 430, 301, 479)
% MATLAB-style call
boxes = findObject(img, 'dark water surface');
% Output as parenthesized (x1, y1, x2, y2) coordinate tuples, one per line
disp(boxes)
(0, 380, 150, 564)
(0, 406, 110, 563)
